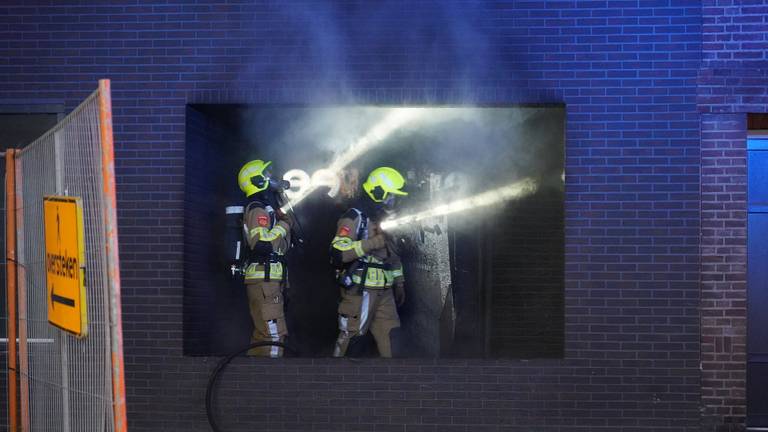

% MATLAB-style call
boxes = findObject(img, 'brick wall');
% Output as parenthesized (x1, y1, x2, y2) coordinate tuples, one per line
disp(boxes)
(698, 1, 768, 430)
(700, 113, 747, 432)
(0, 1, 711, 431)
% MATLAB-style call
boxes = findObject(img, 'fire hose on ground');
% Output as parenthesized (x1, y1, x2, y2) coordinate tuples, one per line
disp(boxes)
(205, 341, 297, 432)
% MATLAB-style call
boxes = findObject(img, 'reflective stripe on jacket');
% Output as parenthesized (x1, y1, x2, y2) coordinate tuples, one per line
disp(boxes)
(331, 209, 404, 289)
(244, 204, 290, 282)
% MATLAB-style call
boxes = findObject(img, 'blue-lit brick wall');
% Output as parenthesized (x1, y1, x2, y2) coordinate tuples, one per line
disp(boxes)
(698, 1, 768, 431)
(0, 1, 753, 431)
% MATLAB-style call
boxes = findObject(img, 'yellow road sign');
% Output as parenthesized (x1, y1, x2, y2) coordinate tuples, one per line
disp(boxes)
(44, 196, 87, 337)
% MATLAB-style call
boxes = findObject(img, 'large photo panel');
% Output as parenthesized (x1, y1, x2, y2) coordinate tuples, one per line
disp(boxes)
(184, 105, 565, 358)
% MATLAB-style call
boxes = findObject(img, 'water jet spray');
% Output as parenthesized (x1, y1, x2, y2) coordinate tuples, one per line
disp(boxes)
(281, 107, 425, 211)
(380, 177, 538, 231)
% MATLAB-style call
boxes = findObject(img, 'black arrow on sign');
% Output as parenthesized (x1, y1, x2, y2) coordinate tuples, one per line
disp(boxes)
(50, 285, 75, 309)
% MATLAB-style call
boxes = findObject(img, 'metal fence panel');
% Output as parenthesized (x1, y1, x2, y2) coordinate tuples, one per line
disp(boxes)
(13, 81, 126, 432)
(1, 152, 8, 431)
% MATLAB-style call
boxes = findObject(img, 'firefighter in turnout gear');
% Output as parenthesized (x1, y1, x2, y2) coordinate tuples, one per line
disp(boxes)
(331, 167, 407, 358)
(238, 159, 292, 357)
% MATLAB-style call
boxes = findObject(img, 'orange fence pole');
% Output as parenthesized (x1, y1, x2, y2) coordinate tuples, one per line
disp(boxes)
(5, 149, 18, 432)
(14, 151, 29, 432)
(98, 79, 128, 432)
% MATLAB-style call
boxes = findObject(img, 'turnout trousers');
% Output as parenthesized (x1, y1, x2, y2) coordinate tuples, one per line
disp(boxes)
(333, 287, 400, 358)
(246, 280, 287, 357)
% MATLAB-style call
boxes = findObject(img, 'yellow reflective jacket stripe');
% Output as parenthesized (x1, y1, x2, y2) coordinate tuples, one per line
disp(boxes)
(332, 236, 365, 258)
(249, 225, 287, 242)
(351, 268, 387, 287)
(334, 240, 400, 288)
(350, 264, 391, 288)
(244, 262, 284, 281)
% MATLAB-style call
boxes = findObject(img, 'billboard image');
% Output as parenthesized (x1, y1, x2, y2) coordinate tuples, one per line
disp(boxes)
(184, 106, 565, 359)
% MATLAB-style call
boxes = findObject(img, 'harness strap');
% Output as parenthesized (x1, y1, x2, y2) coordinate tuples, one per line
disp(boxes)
(355, 260, 388, 289)
(251, 253, 284, 282)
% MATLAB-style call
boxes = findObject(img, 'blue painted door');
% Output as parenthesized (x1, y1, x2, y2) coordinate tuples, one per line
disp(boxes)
(748, 138, 768, 427)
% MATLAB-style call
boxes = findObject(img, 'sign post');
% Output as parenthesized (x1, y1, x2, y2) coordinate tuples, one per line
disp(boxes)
(44, 196, 87, 338)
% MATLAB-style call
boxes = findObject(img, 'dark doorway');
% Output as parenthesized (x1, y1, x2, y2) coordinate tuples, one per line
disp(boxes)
(0, 105, 61, 431)
(748, 116, 768, 428)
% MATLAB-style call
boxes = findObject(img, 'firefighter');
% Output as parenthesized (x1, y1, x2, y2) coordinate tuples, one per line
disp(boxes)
(330, 167, 407, 358)
(238, 159, 292, 357)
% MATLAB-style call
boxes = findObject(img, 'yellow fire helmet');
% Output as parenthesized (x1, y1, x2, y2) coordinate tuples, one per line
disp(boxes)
(238, 159, 272, 197)
(362, 166, 409, 203)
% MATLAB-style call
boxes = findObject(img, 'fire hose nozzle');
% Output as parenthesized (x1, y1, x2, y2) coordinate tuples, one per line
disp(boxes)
(269, 178, 291, 190)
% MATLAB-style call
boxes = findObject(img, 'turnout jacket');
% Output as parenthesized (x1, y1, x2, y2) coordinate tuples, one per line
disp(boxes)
(331, 208, 404, 289)
(243, 201, 291, 282)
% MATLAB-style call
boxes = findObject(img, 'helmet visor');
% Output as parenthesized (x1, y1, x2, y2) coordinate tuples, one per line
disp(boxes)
(250, 164, 273, 191)
(251, 173, 267, 189)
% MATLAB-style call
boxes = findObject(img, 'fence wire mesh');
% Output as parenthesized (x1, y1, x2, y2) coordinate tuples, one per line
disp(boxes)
(14, 85, 121, 432)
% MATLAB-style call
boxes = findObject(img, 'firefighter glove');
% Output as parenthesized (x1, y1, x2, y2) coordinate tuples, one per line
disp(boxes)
(364, 233, 387, 252)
